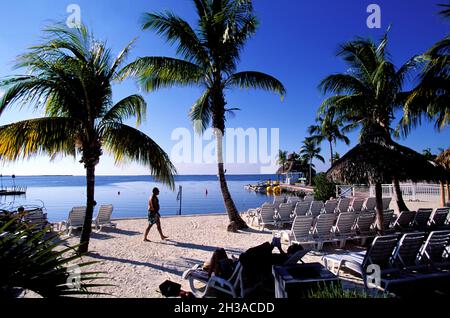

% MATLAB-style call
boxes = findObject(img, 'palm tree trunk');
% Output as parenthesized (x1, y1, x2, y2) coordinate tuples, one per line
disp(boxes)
(446, 181, 450, 203)
(329, 140, 334, 166)
(441, 181, 446, 207)
(375, 182, 384, 234)
(214, 130, 248, 231)
(392, 177, 409, 213)
(79, 163, 96, 254)
(309, 157, 313, 186)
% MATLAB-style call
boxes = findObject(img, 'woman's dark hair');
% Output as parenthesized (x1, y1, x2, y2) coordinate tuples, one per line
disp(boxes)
(209, 248, 231, 278)
(153, 187, 160, 195)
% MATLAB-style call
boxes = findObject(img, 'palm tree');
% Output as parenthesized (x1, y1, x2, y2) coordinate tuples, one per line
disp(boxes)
(438, 3, 450, 18)
(277, 150, 288, 174)
(122, 0, 286, 230)
(0, 25, 176, 254)
(300, 139, 325, 185)
(307, 111, 350, 166)
(402, 6, 449, 132)
(319, 32, 416, 214)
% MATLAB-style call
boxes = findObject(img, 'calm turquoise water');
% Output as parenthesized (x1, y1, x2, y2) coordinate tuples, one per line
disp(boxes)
(0, 175, 277, 222)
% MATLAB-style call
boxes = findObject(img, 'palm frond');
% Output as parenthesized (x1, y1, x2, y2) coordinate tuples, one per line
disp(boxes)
(102, 123, 176, 189)
(226, 71, 286, 99)
(189, 89, 212, 134)
(0, 118, 79, 161)
(102, 95, 147, 126)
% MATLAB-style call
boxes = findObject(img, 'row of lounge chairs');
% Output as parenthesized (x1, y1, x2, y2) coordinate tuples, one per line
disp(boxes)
(247, 197, 393, 231)
(323, 231, 450, 291)
(274, 208, 450, 250)
(60, 205, 116, 235)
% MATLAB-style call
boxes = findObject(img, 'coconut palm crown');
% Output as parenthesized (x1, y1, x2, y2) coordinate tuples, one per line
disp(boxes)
(0, 25, 176, 253)
(121, 0, 286, 230)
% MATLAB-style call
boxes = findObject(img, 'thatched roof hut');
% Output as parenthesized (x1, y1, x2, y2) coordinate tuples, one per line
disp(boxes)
(436, 148, 450, 170)
(328, 138, 449, 185)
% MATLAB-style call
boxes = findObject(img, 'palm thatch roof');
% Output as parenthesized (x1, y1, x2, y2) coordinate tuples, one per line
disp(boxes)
(276, 160, 315, 175)
(328, 137, 450, 184)
(436, 148, 450, 170)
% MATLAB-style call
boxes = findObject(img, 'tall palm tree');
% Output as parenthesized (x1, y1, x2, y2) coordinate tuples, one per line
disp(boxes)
(300, 139, 325, 185)
(319, 32, 416, 214)
(0, 25, 176, 254)
(122, 0, 286, 230)
(307, 111, 350, 166)
(277, 150, 288, 174)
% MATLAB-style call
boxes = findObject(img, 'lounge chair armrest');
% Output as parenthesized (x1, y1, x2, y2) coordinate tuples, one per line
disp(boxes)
(208, 276, 235, 290)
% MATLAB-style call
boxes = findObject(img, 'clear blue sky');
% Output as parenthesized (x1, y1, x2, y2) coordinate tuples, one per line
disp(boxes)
(0, 0, 449, 176)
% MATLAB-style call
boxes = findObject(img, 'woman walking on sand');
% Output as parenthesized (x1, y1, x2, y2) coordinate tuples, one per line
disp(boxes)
(144, 187, 169, 242)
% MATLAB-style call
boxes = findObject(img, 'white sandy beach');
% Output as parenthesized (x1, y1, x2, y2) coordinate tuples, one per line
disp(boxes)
(63, 199, 442, 298)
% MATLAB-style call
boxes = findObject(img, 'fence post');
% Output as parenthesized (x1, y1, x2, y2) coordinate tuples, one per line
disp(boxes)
(412, 183, 417, 201)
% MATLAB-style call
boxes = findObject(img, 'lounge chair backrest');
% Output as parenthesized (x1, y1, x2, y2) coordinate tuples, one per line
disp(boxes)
(391, 232, 426, 269)
(429, 208, 450, 228)
(309, 201, 324, 218)
(394, 211, 416, 229)
(273, 196, 286, 204)
(382, 210, 395, 230)
(68, 206, 87, 227)
(291, 216, 313, 241)
(96, 205, 114, 224)
(382, 198, 392, 211)
(294, 202, 311, 217)
(414, 209, 433, 228)
(419, 231, 450, 266)
(24, 209, 48, 230)
(313, 213, 336, 238)
(259, 205, 276, 224)
(323, 200, 338, 214)
(363, 235, 399, 270)
(355, 212, 376, 234)
(363, 197, 377, 211)
(337, 198, 351, 213)
(334, 212, 357, 236)
(277, 203, 293, 222)
(303, 196, 314, 203)
(350, 198, 365, 212)
(287, 197, 301, 205)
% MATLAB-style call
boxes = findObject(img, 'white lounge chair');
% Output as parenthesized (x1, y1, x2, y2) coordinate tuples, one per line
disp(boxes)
(413, 208, 433, 229)
(323, 200, 338, 214)
(323, 235, 399, 289)
(350, 198, 365, 212)
(353, 211, 376, 245)
(390, 232, 427, 270)
(276, 203, 295, 227)
(257, 204, 277, 231)
(23, 209, 50, 232)
(392, 211, 416, 231)
(428, 208, 450, 229)
(182, 262, 243, 298)
(277, 216, 313, 247)
(93, 205, 116, 232)
(63, 206, 87, 236)
(293, 202, 311, 217)
(309, 213, 336, 250)
(336, 198, 351, 213)
(363, 197, 377, 211)
(417, 230, 450, 270)
(287, 196, 301, 205)
(332, 212, 357, 248)
(308, 201, 324, 218)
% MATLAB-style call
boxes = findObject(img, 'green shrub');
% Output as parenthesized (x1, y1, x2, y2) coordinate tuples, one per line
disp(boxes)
(313, 173, 336, 201)
(0, 216, 109, 298)
(307, 282, 389, 298)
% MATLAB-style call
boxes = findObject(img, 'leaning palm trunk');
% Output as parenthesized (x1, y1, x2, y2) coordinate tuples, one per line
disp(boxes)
(374, 182, 385, 233)
(392, 177, 409, 213)
(329, 139, 334, 166)
(79, 163, 96, 254)
(309, 158, 313, 185)
(215, 130, 248, 231)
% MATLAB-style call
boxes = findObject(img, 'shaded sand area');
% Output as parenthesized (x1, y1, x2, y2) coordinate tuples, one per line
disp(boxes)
(64, 200, 442, 298)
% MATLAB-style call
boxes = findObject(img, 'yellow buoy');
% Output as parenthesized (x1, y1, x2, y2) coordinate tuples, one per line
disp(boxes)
(267, 186, 274, 194)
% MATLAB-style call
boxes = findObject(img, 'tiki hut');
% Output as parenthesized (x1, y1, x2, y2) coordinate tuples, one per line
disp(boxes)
(276, 154, 315, 183)
(328, 134, 450, 231)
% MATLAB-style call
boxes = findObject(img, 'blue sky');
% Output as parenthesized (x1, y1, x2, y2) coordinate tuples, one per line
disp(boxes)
(0, 0, 449, 176)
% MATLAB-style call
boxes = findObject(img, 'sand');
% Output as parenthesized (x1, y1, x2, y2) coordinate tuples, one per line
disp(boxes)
(62, 200, 444, 298)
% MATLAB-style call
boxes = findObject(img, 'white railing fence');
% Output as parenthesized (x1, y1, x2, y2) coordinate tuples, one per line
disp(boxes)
(337, 183, 443, 202)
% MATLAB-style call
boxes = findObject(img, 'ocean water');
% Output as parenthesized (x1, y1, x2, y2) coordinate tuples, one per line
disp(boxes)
(0, 175, 278, 222)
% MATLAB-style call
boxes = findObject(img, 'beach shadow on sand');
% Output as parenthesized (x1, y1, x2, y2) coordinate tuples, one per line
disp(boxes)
(88, 252, 188, 277)
(100, 228, 141, 236)
(152, 240, 244, 255)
